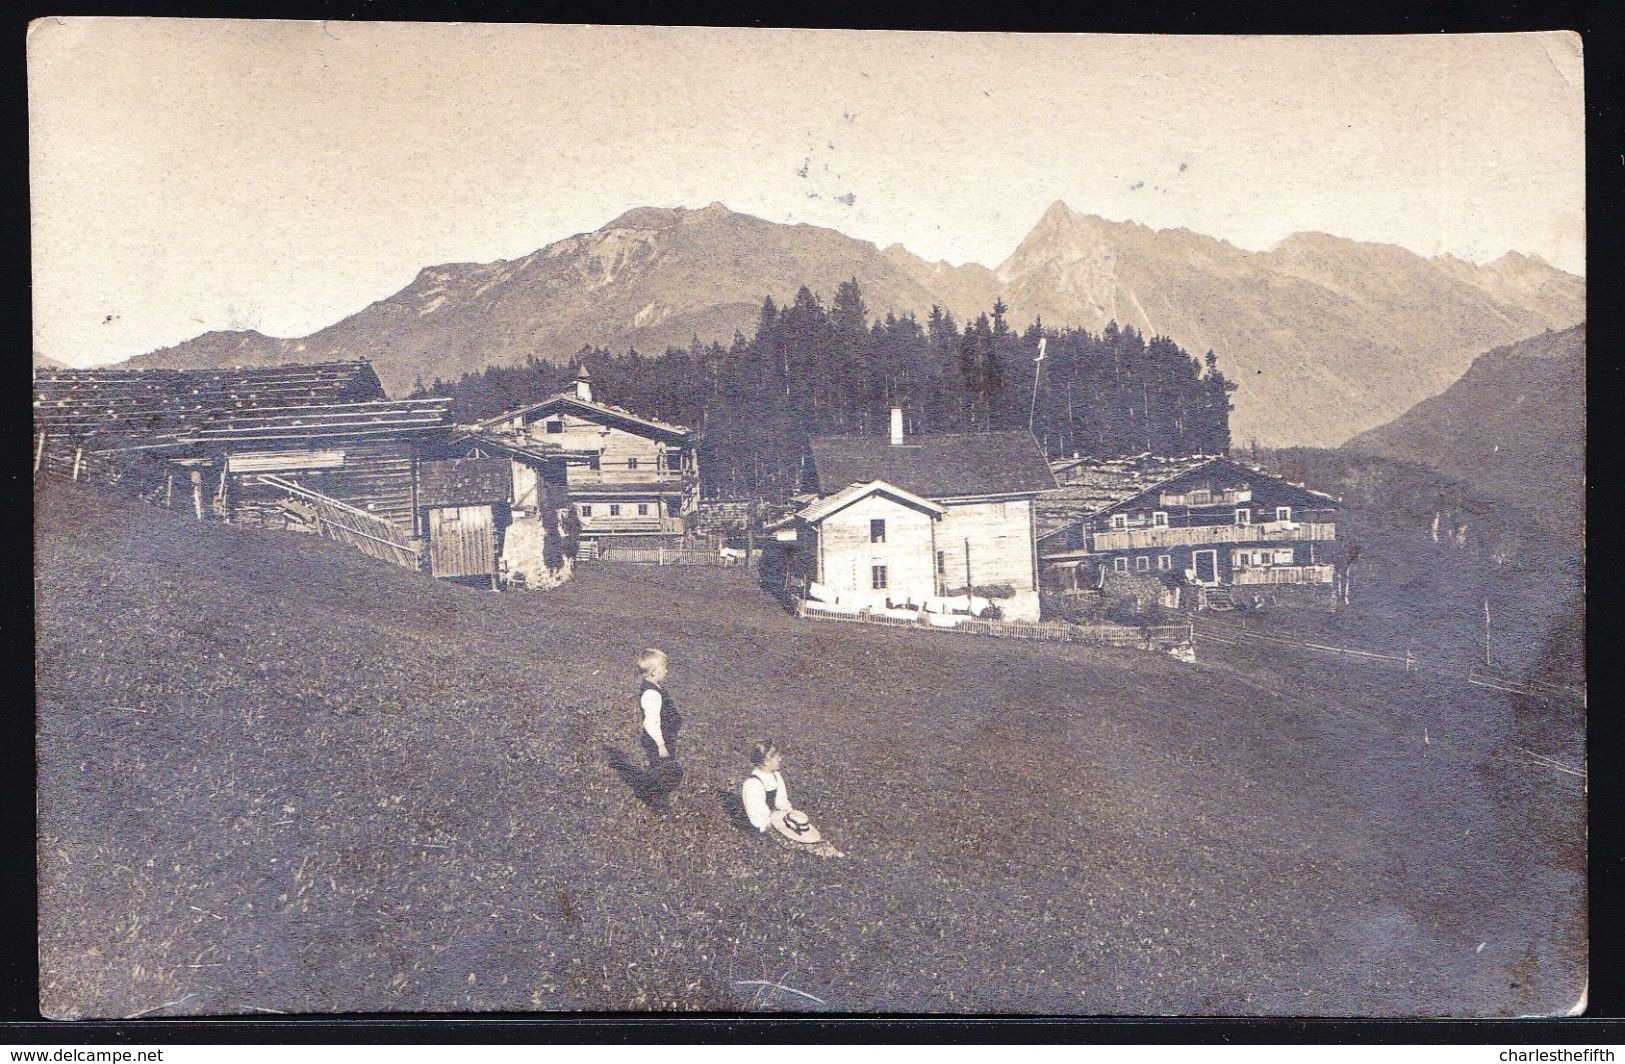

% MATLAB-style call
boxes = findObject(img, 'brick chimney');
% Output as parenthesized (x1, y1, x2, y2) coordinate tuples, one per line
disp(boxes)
(890, 406, 904, 445)
(573, 364, 593, 403)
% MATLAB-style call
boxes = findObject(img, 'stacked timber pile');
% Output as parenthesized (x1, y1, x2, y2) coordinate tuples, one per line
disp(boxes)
(691, 498, 799, 538)
(1037, 454, 1216, 537)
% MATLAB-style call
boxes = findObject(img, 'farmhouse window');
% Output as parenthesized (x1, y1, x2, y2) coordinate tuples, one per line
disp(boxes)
(1152, 511, 1168, 527)
(1111, 514, 1128, 530)
(609, 504, 621, 517)
(872, 565, 888, 590)
(1136, 556, 1150, 572)
(588, 456, 601, 471)
(627, 457, 639, 470)
(871, 519, 886, 544)
(937, 550, 945, 575)
(1235, 508, 1251, 525)
(545, 420, 564, 433)
(1158, 554, 1171, 570)
(1113, 557, 1128, 572)
(1276, 507, 1292, 522)
(668, 498, 681, 516)
(637, 503, 649, 516)
(579, 504, 593, 517)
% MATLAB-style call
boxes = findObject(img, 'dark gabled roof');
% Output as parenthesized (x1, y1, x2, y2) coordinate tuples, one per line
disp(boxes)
(474, 393, 693, 442)
(808, 431, 1057, 500)
(33, 360, 385, 445)
(1036, 455, 1339, 544)
(1090, 456, 1339, 518)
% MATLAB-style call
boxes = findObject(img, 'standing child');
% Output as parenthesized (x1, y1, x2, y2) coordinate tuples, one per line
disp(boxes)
(636, 647, 683, 768)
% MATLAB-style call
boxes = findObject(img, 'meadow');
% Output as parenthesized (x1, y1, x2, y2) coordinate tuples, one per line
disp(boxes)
(34, 480, 1584, 1018)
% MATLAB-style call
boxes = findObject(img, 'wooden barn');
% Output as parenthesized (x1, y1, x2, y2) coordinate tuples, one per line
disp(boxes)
(469, 366, 699, 544)
(768, 410, 1057, 622)
(33, 360, 464, 571)
(1037, 456, 1341, 594)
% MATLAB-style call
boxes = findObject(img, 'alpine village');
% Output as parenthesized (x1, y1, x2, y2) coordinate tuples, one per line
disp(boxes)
(35, 201, 1586, 1017)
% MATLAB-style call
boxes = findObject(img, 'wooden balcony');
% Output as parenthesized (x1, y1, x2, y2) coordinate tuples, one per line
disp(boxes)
(1091, 521, 1337, 552)
(1157, 488, 1251, 507)
(1231, 564, 1336, 586)
(581, 517, 667, 534)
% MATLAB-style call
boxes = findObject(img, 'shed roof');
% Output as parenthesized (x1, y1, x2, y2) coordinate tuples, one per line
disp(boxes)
(808, 431, 1056, 500)
(417, 456, 513, 508)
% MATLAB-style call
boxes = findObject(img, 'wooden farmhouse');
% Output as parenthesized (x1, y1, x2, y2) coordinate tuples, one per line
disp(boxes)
(469, 366, 699, 545)
(767, 410, 1057, 622)
(31, 360, 562, 582)
(1036, 456, 1341, 594)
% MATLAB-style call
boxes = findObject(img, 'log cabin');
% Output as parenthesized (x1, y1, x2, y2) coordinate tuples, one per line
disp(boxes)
(468, 366, 699, 546)
(1037, 456, 1341, 594)
(768, 410, 1057, 622)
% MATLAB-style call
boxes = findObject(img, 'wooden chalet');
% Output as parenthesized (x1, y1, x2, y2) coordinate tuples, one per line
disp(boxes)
(768, 410, 1057, 622)
(1037, 456, 1341, 593)
(468, 366, 699, 543)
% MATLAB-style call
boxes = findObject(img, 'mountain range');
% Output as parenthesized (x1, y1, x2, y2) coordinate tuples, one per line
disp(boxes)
(1343, 323, 1585, 534)
(121, 201, 1583, 447)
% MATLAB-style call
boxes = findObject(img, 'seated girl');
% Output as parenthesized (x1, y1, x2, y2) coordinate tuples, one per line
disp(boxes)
(741, 740, 844, 858)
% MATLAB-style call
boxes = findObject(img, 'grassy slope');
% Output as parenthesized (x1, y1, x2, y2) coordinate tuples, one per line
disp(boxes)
(1252, 448, 1584, 682)
(35, 481, 1584, 1018)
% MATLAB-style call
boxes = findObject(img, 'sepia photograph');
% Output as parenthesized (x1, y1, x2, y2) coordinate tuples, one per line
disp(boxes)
(29, 20, 1586, 1019)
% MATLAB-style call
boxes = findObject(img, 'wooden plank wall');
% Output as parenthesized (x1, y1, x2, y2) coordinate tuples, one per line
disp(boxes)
(428, 505, 497, 578)
(277, 441, 416, 529)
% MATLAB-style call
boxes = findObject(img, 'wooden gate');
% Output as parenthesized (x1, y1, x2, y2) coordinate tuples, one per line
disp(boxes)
(427, 504, 497, 578)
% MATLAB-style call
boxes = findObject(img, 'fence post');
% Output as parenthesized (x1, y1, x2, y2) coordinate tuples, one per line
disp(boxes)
(71, 447, 83, 481)
(33, 433, 44, 475)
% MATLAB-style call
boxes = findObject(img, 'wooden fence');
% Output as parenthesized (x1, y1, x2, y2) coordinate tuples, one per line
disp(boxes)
(255, 474, 422, 571)
(1195, 617, 1586, 705)
(596, 542, 755, 567)
(797, 601, 1191, 649)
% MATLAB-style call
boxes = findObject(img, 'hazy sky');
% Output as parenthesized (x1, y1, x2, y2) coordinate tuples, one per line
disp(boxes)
(29, 21, 1584, 367)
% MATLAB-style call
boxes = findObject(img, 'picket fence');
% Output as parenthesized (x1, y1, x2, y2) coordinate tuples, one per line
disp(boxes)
(797, 600, 1191, 649)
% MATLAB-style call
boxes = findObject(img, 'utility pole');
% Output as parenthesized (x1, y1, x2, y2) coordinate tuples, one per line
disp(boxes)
(1484, 598, 1492, 668)
(1028, 337, 1047, 433)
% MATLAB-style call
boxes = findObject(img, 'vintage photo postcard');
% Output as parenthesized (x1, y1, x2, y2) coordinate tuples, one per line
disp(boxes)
(30, 21, 1586, 1018)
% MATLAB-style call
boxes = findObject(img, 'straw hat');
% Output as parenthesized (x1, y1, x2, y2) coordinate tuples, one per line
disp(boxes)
(770, 808, 823, 845)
